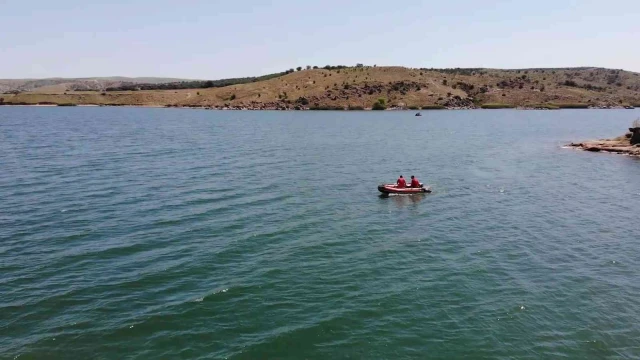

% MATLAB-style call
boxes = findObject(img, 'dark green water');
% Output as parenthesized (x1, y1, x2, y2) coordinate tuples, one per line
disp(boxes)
(1, 107, 640, 359)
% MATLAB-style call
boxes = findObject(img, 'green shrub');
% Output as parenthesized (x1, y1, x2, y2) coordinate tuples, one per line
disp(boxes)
(532, 104, 560, 109)
(106, 71, 291, 91)
(322, 65, 348, 70)
(57, 103, 77, 106)
(551, 103, 589, 109)
(372, 98, 387, 110)
(481, 103, 515, 109)
(309, 105, 345, 110)
(347, 105, 365, 110)
(421, 105, 446, 110)
(2, 101, 29, 105)
(230, 94, 236, 100)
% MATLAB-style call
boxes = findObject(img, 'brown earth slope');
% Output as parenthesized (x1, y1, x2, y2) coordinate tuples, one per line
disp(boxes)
(2, 67, 640, 109)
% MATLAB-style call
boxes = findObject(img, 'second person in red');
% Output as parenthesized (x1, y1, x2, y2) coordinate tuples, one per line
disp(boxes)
(410, 175, 420, 188)
(397, 175, 407, 188)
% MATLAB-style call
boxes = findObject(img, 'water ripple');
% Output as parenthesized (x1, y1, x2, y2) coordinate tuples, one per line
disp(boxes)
(1, 108, 640, 359)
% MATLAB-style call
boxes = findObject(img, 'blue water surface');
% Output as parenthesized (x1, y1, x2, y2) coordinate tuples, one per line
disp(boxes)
(1, 107, 639, 359)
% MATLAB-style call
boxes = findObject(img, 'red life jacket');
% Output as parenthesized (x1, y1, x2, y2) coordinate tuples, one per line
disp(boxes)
(397, 178, 406, 188)
(411, 178, 420, 187)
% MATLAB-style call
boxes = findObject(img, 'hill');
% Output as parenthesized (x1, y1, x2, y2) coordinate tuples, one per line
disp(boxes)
(2, 67, 640, 109)
(0, 77, 196, 93)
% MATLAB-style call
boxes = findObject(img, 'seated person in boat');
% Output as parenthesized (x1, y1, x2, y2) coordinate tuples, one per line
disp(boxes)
(410, 175, 421, 188)
(397, 175, 407, 188)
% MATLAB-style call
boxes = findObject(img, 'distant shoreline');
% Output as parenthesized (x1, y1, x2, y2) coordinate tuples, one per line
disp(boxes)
(0, 103, 637, 111)
(2, 67, 640, 111)
(0, 104, 165, 108)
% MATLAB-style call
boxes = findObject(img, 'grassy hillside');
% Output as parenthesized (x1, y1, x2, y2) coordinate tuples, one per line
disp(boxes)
(2, 67, 640, 109)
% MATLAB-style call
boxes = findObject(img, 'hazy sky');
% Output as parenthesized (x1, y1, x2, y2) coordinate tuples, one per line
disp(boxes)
(1, 0, 639, 79)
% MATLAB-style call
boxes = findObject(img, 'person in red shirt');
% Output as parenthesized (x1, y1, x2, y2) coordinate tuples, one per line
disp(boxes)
(396, 175, 407, 188)
(410, 175, 421, 188)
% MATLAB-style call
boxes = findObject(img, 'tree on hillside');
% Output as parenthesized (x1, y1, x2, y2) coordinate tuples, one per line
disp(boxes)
(313, 66, 319, 69)
(296, 66, 302, 71)
(306, 65, 311, 70)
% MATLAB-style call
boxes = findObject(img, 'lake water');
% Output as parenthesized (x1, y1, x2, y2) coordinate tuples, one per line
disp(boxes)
(1, 107, 640, 359)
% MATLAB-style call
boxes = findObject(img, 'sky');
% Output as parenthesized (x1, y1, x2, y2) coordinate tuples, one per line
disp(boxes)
(1, 0, 639, 79)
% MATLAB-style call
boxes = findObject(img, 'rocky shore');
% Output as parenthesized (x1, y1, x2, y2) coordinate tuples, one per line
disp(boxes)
(568, 125, 640, 157)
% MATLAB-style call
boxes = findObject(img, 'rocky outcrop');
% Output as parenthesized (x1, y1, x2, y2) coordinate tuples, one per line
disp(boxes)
(568, 134, 640, 157)
(629, 127, 640, 145)
(441, 96, 476, 109)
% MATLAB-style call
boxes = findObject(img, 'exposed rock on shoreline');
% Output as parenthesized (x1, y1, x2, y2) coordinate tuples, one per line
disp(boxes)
(568, 126, 640, 157)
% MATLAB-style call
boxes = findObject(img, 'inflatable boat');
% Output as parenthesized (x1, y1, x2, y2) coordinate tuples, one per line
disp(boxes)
(378, 183, 432, 194)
